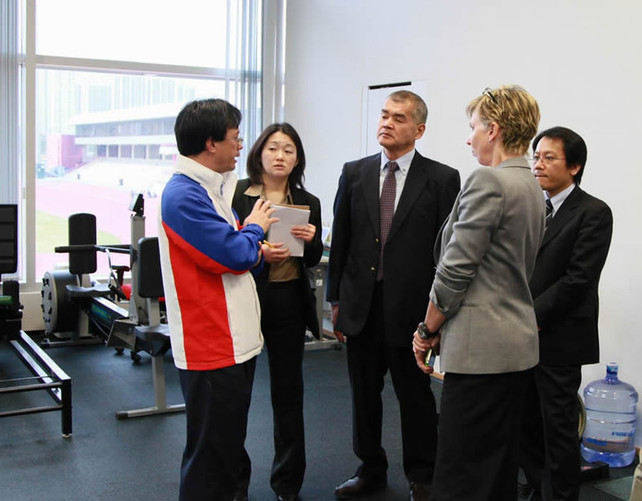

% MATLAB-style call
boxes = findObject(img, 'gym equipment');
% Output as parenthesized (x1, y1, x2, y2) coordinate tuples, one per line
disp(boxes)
(0, 204, 21, 342)
(304, 258, 342, 351)
(41, 194, 184, 418)
(0, 204, 72, 437)
(41, 198, 144, 352)
(109, 236, 185, 419)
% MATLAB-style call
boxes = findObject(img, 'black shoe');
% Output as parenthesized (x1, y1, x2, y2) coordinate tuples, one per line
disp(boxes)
(276, 495, 298, 501)
(409, 482, 431, 501)
(517, 480, 534, 498)
(334, 475, 387, 499)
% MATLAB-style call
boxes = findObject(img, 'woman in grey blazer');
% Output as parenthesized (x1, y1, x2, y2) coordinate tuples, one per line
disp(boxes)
(413, 85, 545, 500)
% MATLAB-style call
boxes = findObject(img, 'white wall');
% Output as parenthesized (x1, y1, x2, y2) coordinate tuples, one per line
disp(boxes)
(283, 0, 642, 444)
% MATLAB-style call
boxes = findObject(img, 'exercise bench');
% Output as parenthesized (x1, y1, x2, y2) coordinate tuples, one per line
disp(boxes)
(0, 204, 72, 438)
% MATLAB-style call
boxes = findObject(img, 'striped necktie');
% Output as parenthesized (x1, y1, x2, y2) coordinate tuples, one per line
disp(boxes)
(545, 198, 554, 227)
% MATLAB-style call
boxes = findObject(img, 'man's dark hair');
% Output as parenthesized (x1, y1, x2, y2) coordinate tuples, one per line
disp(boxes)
(174, 98, 242, 156)
(387, 90, 428, 124)
(532, 126, 587, 185)
(246, 122, 307, 189)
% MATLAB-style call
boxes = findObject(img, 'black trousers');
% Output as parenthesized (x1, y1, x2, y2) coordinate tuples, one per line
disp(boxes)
(239, 279, 307, 497)
(432, 369, 531, 501)
(346, 282, 438, 483)
(520, 364, 582, 501)
(178, 359, 256, 501)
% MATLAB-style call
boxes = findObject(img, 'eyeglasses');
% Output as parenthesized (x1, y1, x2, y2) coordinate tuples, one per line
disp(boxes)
(213, 136, 244, 146)
(482, 87, 498, 105)
(531, 154, 565, 166)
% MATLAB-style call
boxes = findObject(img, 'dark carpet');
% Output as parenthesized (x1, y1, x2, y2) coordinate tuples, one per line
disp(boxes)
(0, 334, 637, 500)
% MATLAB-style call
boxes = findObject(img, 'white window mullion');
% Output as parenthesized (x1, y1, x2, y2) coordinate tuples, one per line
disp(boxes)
(21, 0, 37, 285)
(0, 0, 22, 205)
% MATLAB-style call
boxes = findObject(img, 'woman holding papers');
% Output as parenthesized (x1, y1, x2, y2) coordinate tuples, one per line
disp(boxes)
(232, 122, 323, 501)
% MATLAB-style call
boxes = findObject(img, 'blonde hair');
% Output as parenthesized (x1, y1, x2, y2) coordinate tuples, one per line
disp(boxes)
(466, 85, 540, 156)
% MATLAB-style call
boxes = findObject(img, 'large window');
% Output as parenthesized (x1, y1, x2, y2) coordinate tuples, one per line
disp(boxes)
(34, 70, 229, 278)
(2, 0, 264, 285)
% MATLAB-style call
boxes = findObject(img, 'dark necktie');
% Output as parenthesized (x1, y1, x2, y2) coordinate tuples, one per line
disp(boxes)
(545, 198, 553, 228)
(377, 161, 398, 281)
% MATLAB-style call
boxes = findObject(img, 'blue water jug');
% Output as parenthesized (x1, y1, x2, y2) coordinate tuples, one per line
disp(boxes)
(580, 362, 638, 467)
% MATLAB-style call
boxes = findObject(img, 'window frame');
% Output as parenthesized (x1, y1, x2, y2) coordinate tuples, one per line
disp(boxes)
(10, 0, 270, 291)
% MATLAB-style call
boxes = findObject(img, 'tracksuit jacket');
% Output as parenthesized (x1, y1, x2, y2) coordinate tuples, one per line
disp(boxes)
(158, 155, 264, 370)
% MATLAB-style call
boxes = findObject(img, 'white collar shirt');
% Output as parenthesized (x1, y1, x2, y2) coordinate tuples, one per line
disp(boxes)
(547, 183, 576, 218)
(379, 149, 415, 211)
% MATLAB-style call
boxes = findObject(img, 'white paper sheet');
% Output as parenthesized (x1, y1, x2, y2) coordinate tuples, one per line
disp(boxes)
(267, 205, 310, 257)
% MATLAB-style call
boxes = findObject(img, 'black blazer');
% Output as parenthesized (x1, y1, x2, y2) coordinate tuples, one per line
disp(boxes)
(232, 178, 324, 338)
(529, 186, 613, 366)
(326, 151, 460, 347)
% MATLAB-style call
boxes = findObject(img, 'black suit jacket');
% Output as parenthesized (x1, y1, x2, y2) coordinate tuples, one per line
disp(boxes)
(232, 178, 324, 338)
(326, 151, 460, 347)
(529, 186, 613, 366)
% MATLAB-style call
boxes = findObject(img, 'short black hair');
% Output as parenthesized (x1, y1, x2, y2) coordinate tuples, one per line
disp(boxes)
(246, 123, 307, 189)
(174, 98, 242, 156)
(532, 126, 587, 185)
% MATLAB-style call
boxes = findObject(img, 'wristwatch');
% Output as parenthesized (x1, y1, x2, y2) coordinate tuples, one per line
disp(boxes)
(417, 321, 438, 340)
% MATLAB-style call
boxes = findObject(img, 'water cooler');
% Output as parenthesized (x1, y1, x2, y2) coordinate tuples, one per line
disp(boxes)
(581, 362, 638, 467)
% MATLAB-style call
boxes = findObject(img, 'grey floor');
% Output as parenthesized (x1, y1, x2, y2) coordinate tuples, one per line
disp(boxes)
(0, 333, 637, 500)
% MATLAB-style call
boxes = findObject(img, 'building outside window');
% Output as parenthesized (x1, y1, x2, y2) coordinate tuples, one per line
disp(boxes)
(1, 0, 264, 285)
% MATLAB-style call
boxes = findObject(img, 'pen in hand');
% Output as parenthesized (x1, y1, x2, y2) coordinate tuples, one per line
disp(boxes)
(261, 240, 290, 264)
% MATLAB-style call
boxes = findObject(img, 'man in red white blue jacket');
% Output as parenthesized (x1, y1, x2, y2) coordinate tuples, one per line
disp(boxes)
(159, 98, 276, 501)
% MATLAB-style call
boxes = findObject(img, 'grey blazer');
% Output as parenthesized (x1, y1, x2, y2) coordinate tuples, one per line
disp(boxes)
(430, 157, 546, 374)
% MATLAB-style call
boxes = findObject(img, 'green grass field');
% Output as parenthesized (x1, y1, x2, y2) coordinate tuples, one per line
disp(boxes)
(36, 210, 122, 253)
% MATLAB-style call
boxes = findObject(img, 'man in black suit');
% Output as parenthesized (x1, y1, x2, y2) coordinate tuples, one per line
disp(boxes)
(327, 90, 460, 500)
(520, 126, 613, 501)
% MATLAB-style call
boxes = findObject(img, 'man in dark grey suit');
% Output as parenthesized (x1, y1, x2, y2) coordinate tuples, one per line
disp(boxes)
(520, 126, 613, 501)
(327, 90, 460, 500)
